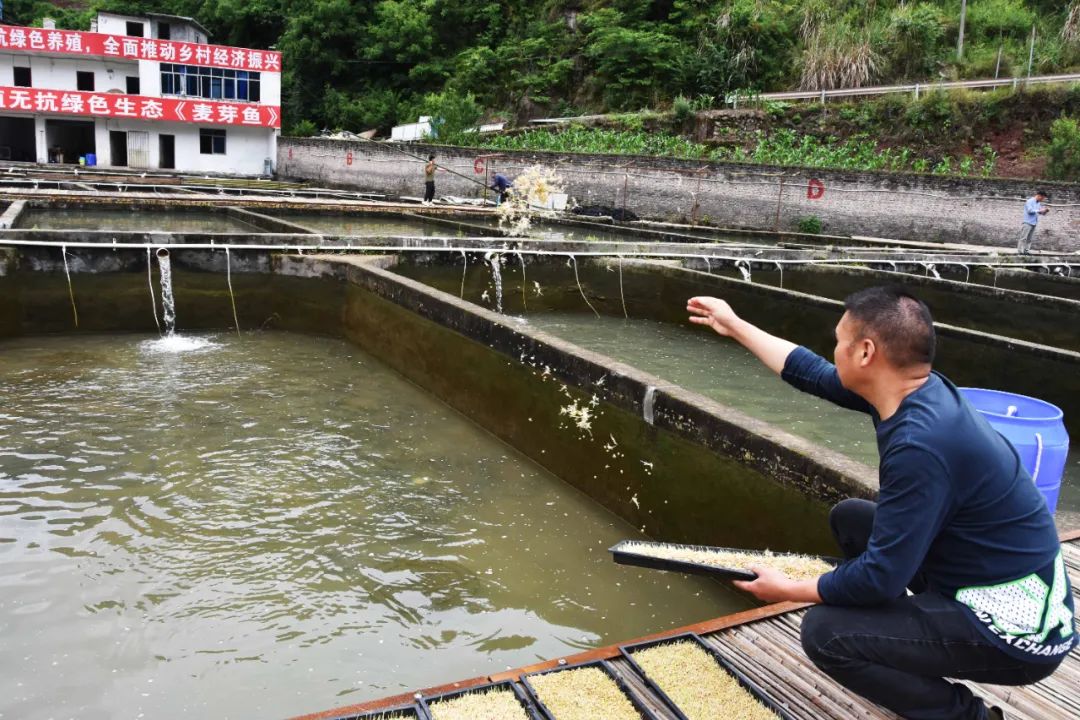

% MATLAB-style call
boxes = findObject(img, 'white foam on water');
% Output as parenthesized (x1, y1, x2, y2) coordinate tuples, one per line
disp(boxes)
(140, 335, 219, 354)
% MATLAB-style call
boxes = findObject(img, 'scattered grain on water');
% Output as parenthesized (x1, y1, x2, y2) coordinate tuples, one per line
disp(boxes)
(620, 542, 832, 581)
(632, 640, 777, 720)
(529, 666, 640, 720)
(429, 687, 529, 720)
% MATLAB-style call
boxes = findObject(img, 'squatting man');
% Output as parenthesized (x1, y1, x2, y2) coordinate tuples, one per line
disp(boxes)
(687, 286, 1075, 720)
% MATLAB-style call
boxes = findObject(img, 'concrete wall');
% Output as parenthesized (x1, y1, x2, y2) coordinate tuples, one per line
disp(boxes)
(278, 137, 1080, 252)
(0, 52, 138, 94)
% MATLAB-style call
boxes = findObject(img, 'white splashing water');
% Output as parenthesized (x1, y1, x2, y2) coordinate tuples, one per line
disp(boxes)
(157, 250, 177, 335)
(140, 334, 218, 354)
(735, 260, 752, 283)
(643, 386, 658, 426)
(486, 252, 503, 314)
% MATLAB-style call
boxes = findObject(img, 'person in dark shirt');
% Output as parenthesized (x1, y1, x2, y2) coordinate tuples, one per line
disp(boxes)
(687, 286, 1075, 720)
(490, 173, 512, 206)
(422, 155, 437, 205)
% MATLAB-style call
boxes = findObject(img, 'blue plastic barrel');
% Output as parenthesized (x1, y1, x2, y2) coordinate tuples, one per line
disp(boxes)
(86, 153, 97, 167)
(960, 388, 1069, 514)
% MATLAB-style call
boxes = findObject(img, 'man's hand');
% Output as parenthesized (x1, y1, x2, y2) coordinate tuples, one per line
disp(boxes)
(732, 566, 823, 604)
(687, 296, 742, 337)
(686, 295, 797, 375)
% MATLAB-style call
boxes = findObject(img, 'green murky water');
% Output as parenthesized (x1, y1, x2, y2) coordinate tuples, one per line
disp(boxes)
(0, 332, 747, 720)
(270, 213, 457, 237)
(15, 208, 261, 233)
(525, 313, 880, 469)
(522, 313, 1080, 531)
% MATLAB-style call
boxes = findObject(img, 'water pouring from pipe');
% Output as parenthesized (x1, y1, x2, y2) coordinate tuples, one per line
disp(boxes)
(157, 248, 176, 336)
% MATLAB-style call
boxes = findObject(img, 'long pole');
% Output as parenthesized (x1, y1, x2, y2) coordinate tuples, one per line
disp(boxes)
(957, 0, 968, 61)
(773, 176, 785, 232)
(1027, 26, 1036, 82)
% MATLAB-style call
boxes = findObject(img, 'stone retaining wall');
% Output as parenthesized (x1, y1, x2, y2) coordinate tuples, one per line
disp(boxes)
(278, 137, 1080, 252)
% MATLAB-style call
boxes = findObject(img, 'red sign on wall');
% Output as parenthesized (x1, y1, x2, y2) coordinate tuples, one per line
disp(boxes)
(0, 86, 280, 128)
(0, 24, 281, 73)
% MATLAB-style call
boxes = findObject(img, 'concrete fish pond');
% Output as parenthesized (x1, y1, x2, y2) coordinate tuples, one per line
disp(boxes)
(0, 203, 1078, 719)
(0, 241, 849, 719)
(393, 252, 1080, 525)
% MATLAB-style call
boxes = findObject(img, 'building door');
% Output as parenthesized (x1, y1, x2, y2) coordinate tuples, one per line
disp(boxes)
(44, 119, 96, 164)
(159, 134, 176, 169)
(109, 131, 128, 167)
(127, 131, 149, 168)
(0, 116, 36, 162)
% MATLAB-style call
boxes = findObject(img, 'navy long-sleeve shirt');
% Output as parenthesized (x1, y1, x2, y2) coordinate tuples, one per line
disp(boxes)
(782, 346, 1076, 662)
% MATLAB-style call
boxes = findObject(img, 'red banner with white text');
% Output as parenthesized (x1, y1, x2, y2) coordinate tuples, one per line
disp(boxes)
(0, 24, 281, 73)
(0, 86, 280, 128)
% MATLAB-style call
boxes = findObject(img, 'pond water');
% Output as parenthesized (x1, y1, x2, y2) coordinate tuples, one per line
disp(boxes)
(522, 313, 1080, 532)
(525, 313, 880, 469)
(15, 208, 262, 233)
(270, 213, 458, 237)
(0, 332, 746, 720)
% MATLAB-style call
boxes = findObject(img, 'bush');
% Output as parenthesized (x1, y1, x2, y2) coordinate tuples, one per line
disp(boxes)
(410, 89, 482, 144)
(1047, 116, 1080, 180)
(672, 95, 695, 124)
(966, 0, 1035, 42)
(797, 216, 823, 234)
(886, 3, 946, 80)
(288, 119, 318, 137)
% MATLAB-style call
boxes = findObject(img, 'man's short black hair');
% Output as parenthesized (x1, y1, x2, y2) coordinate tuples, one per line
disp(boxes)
(1036, 189, 1049, 199)
(428, 154, 435, 161)
(843, 285, 935, 368)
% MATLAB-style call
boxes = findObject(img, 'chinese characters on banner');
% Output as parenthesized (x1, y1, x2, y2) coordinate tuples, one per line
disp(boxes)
(0, 24, 281, 73)
(0, 87, 281, 128)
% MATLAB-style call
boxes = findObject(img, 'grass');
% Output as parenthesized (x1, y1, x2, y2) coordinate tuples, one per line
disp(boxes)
(474, 125, 997, 177)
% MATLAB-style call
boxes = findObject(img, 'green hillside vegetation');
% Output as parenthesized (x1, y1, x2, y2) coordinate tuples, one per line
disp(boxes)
(7, 0, 1080, 131)
(6, 0, 1080, 179)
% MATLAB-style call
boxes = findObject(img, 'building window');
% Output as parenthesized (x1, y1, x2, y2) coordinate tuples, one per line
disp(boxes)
(199, 129, 226, 155)
(126, 76, 140, 95)
(158, 22, 171, 40)
(126, 21, 144, 37)
(13, 66, 32, 87)
(77, 71, 95, 91)
(160, 64, 261, 102)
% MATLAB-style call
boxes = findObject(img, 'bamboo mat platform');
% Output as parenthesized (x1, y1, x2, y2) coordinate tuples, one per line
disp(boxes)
(296, 532, 1080, 720)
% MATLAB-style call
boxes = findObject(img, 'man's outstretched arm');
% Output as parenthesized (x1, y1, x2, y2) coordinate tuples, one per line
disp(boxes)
(687, 296, 797, 375)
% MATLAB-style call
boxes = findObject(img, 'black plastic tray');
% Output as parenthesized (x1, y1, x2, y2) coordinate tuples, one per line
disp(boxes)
(325, 701, 424, 720)
(521, 659, 662, 720)
(418, 679, 541, 720)
(609, 540, 838, 581)
(620, 632, 797, 720)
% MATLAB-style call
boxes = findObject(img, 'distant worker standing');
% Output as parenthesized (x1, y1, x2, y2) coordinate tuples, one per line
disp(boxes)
(423, 155, 437, 205)
(1016, 190, 1049, 255)
(490, 173, 512, 206)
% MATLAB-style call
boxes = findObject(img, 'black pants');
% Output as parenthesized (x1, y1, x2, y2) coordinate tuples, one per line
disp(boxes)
(424, 181, 435, 202)
(801, 499, 1061, 720)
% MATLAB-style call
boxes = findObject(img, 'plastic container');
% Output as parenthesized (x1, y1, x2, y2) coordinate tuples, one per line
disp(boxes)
(86, 153, 97, 167)
(323, 701, 423, 719)
(78, 156, 86, 166)
(960, 388, 1069, 514)
(620, 633, 796, 720)
(522, 659, 660, 720)
(419, 679, 540, 719)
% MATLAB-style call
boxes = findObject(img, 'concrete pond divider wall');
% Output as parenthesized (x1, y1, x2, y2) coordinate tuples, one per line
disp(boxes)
(277, 137, 1080, 253)
(392, 253, 1080, 444)
(677, 260, 1080, 352)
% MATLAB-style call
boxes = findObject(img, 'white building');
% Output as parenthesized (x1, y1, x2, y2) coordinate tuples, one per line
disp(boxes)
(0, 12, 280, 175)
